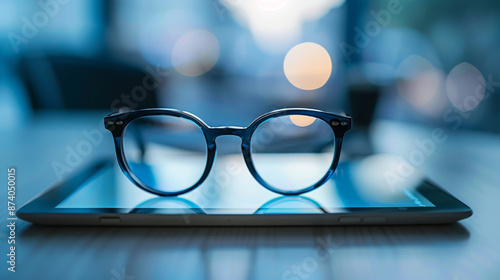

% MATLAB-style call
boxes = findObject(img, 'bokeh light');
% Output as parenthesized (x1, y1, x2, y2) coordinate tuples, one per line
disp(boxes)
(289, 115, 316, 127)
(220, 0, 344, 54)
(396, 55, 440, 106)
(396, 55, 447, 116)
(446, 62, 486, 112)
(283, 42, 332, 90)
(171, 29, 220, 77)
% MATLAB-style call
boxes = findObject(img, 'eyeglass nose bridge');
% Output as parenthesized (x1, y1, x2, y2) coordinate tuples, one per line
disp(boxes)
(210, 126, 246, 138)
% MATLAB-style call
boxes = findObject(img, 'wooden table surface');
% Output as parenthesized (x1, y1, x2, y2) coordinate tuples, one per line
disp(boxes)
(1, 112, 499, 280)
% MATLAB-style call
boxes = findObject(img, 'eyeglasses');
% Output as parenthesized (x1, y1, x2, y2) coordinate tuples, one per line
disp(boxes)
(104, 108, 351, 196)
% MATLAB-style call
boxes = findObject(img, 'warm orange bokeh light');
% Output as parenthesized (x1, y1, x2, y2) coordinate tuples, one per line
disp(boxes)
(284, 42, 332, 90)
(289, 115, 316, 127)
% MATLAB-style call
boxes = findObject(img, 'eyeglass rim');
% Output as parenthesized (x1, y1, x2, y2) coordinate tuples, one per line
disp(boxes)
(104, 108, 351, 196)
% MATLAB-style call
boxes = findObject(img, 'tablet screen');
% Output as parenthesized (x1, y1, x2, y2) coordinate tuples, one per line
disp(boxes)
(56, 154, 434, 214)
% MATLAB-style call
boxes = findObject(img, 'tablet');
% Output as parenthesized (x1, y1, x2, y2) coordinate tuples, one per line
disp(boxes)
(18, 155, 472, 226)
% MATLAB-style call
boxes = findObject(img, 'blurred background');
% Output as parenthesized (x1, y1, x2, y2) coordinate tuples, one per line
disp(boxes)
(1, 0, 500, 170)
(1, 0, 499, 128)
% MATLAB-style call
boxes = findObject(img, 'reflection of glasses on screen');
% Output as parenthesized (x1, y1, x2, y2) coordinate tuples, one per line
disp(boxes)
(104, 108, 351, 196)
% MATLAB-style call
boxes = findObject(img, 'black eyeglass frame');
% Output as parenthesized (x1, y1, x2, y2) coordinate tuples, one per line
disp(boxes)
(104, 108, 351, 196)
